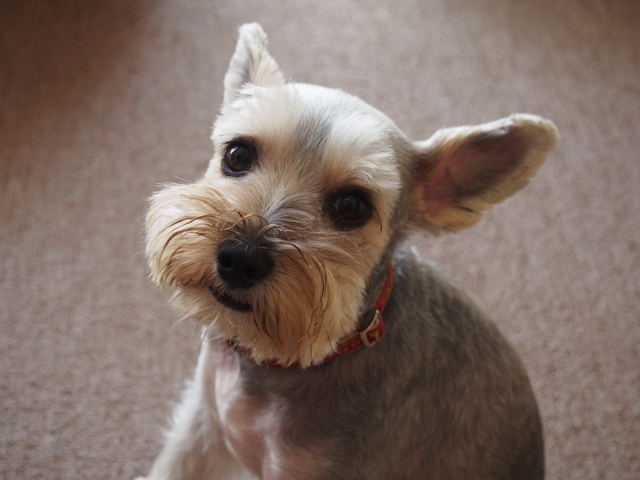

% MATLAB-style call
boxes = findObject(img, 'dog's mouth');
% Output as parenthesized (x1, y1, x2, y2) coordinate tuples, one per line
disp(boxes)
(209, 286, 253, 313)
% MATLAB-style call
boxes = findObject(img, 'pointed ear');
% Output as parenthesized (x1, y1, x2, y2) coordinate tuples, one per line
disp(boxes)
(409, 114, 559, 233)
(223, 23, 285, 106)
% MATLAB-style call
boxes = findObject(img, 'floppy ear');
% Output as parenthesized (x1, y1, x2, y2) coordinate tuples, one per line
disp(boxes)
(223, 23, 285, 106)
(409, 114, 559, 233)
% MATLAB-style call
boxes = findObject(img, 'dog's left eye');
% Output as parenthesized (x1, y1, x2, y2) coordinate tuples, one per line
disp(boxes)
(222, 142, 255, 176)
(330, 191, 372, 228)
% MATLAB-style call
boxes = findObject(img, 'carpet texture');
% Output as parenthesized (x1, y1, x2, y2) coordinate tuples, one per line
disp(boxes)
(1, 1, 638, 478)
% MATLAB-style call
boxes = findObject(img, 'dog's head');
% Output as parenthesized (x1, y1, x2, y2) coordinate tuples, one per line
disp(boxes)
(146, 23, 558, 367)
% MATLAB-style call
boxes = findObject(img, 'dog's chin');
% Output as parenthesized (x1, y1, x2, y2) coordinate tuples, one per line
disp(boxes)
(209, 287, 253, 313)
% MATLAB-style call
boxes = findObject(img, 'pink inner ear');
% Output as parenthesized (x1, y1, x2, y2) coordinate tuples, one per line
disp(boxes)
(419, 170, 458, 203)
(429, 130, 530, 202)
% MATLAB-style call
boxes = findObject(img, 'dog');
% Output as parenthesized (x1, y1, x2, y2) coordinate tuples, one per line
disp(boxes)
(139, 23, 558, 480)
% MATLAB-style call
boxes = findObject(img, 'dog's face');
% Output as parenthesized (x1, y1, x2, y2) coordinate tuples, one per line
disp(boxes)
(147, 83, 403, 367)
(146, 24, 558, 367)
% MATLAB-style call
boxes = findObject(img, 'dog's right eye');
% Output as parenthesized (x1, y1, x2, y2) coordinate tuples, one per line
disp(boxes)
(222, 142, 255, 176)
(328, 189, 373, 229)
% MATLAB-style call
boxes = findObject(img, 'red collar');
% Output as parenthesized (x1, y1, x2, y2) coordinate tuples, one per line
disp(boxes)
(231, 261, 395, 369)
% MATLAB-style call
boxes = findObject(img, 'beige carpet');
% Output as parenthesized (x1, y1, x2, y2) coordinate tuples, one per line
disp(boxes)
(1, 1, 638, 478)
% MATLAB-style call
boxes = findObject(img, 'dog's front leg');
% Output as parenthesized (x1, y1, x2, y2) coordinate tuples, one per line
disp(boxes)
(138, 339, 255, 480)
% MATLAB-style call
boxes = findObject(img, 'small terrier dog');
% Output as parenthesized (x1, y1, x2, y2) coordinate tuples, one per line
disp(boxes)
(140, 23, 558, 480)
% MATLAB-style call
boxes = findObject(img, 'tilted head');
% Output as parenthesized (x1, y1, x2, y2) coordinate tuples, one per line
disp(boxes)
(146, 23, 558, 367)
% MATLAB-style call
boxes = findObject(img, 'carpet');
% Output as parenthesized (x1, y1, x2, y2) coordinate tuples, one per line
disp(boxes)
(1, 1, 638, 478)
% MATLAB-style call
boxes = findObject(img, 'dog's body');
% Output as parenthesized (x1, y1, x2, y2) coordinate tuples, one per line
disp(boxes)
(140, 24, 558, 480)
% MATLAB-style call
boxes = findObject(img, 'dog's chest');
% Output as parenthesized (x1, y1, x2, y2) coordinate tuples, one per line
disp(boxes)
(211, 348, 270, 475)
(209, 344, 327, 479)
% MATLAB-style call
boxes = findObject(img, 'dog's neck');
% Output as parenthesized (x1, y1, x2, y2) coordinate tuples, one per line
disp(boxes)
(358, 254, 396, 326)
(231, 261, 395, 369)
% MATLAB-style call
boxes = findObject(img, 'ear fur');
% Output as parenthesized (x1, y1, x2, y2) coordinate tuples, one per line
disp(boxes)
(409, 114, 559, 233)
(223, 23, 285, 106)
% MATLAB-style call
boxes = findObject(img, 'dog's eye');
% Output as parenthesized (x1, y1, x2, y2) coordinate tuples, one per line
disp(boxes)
(222, 142, 255, 176)
(330, 191, 372, 228)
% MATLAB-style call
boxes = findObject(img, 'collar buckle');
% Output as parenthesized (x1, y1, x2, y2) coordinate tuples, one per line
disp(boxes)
(360, 310, 383, 348)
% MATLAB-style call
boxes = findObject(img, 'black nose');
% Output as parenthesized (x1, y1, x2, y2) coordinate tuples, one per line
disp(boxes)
(216, 239, 274, 289)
